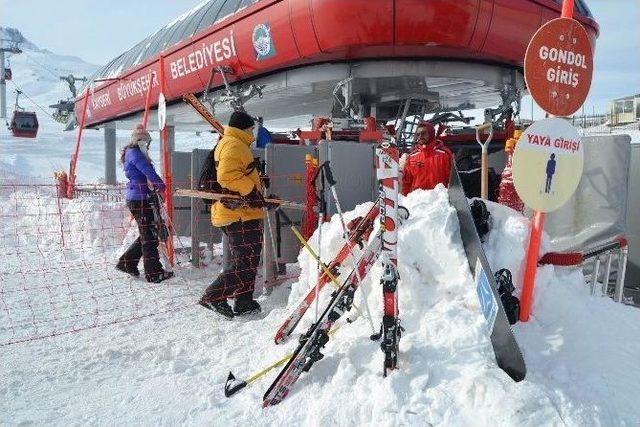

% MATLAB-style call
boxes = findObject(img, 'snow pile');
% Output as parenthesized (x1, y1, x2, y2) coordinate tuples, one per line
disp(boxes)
(2, 185, 640, 425)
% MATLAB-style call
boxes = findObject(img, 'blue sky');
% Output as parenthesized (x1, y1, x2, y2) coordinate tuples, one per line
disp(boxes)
(1, 0, 638, 116)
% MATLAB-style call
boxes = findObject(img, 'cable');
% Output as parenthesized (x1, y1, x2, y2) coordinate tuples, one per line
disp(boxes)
(7, 80, 56, 120)
(22, 51, 60, 80)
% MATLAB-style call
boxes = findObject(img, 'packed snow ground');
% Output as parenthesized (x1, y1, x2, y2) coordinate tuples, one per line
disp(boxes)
(2, 178, 640, 425)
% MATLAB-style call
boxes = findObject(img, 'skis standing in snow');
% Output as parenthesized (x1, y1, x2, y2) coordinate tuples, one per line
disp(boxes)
(375, 139, 403, 375)
(116, 124, 174, 284)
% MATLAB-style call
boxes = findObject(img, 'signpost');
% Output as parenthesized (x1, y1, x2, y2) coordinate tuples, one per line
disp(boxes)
(512, 118, 584, 213)
(524, 17, 593, 117)
(517, 0, 593, 322)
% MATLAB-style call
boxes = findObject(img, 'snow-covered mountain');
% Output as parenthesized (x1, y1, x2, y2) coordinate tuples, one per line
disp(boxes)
(1, 27, 99, 119)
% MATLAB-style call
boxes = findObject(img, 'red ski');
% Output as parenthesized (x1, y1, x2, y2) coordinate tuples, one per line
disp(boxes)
(273, 203, 379, 344)
(264, 232, 383, 406)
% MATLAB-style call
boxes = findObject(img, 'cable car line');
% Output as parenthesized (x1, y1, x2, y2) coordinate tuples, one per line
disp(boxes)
(7, 80, 56, 120)
(22, 51, 61, 80)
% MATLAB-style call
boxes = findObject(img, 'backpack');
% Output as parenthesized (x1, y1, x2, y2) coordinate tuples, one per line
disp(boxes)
(198, 145, 224, 207)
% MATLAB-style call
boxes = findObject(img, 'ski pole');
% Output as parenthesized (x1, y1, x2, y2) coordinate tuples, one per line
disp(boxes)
(320, 161, 377, 336)
(263, 205, 280, 294)
(314, 165, 326, 321)
(277, 208, 367, 317)
(224, 319, 349, 397)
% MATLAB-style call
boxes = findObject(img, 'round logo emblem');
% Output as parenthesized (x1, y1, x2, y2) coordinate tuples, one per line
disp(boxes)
(512, 118, 584, 213)
(252, 23, 275, 60)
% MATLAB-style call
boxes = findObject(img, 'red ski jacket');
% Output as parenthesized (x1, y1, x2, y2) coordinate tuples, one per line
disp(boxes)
(401, 142, 453, 196)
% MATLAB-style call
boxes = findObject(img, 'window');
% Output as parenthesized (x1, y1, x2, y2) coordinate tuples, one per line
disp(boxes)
(159, 19, 191, 52)
(160, 20, 189, 52)
(624, 100, 634, 114)
(138, 29, 169, 62)
(195, 0, 227, 34)
(172, 1, 214, 43)
(97, 56, 120, 79)
(120, 39, 149, 70)
(215, 0, 242, 24)
(103, 54, 128, 78)
(237, 0, 259, 12)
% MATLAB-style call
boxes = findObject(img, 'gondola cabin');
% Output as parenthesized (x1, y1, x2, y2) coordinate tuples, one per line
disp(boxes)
(9, 90, 39, 138)
(10, 111, 39, 138)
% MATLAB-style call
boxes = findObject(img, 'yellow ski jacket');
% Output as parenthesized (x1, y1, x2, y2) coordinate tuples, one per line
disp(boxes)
(211, 126, 263, 227)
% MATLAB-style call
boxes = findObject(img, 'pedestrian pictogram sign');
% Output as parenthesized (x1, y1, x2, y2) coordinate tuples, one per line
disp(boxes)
(524, 18, 593, 117)
(512, 118, 584, 212)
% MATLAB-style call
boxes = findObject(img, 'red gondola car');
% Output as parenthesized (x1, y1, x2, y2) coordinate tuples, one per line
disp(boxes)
(76, 0, 599, 129)
(9, 91, 39, 138)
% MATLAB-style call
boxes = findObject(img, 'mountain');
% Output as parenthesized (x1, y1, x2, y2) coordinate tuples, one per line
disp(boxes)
(1, 27, 100, 122)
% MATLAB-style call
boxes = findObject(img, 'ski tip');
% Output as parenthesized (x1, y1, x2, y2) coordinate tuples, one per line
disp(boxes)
(505, 367, 526, 383)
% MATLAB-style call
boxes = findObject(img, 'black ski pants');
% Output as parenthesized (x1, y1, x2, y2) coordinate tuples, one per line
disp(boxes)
(201, 219, 263, 302)
(119, 199, 163, 278)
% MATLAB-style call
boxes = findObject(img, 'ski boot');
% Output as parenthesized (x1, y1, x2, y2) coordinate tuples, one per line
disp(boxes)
(199, 299, 235, 319)
(233, 298, 261, 316)
(146, 270, 174, 283)
(116, 260, 140, 278)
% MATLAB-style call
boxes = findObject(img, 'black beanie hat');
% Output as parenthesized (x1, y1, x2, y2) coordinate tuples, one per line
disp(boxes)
(228, 111, 255, 130)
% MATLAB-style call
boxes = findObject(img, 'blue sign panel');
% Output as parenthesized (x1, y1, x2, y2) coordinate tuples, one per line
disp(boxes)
(475, 258, 498, 333)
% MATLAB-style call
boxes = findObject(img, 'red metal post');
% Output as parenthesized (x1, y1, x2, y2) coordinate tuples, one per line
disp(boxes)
(520, 0, 574, 322)
(519, 211, 545, 322)
(561, 0, 574, 19)
(158, 56, 175, 266)
(142, 70, 156, 129)
(67, 88, 90, 198)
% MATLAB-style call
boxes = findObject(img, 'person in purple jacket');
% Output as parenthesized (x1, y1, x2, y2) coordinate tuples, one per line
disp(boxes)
(116, 124, 174, 283)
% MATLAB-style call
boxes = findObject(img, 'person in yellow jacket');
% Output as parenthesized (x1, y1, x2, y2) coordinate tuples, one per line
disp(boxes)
(199, 111, 271, 319)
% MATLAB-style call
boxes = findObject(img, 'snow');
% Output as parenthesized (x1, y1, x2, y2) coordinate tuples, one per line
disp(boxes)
(2, 179, 640, 425)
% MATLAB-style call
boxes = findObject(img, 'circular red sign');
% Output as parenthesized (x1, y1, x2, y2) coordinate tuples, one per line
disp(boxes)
(524, 18, 593, 117)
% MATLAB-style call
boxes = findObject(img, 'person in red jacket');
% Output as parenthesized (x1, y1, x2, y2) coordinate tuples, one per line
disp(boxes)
(401, 121, 453, 196)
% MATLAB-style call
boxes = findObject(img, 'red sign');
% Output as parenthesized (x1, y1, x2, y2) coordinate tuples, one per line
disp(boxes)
(524, 18, 593, 117)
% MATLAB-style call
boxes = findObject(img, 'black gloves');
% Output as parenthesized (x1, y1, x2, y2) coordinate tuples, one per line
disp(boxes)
(243, 187, 266, 208)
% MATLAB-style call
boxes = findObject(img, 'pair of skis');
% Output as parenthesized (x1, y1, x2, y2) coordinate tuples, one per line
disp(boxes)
(263, 227, 384, 406)
(262, 141, 404, 406)
(273, 202, 379, 345)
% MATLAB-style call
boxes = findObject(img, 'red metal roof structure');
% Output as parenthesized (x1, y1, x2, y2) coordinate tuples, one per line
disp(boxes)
(77, 0, 598, 130)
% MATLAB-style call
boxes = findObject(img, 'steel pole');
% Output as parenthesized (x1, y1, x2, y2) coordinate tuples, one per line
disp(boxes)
(0, 40, 6, 119)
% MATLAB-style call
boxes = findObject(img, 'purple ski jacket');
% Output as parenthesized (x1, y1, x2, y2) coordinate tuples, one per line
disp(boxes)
(123, 147, 165, 201)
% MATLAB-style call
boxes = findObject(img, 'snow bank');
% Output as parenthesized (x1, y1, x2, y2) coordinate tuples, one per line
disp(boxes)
(2, 186, 640, 426)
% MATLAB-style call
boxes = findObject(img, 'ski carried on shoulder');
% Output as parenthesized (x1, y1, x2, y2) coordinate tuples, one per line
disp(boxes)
(263, 232, 383, 407)
(448, 161, 526, 382)
(273, 203, 379, 344)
